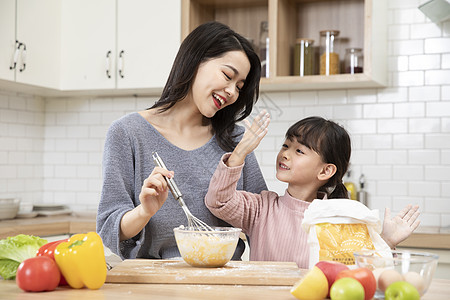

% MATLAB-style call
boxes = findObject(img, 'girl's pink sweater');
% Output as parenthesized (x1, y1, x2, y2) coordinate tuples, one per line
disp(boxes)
(205, 153, 323, 268)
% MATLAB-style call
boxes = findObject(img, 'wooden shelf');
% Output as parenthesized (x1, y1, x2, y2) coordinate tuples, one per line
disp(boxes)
(182, 0, 387, 91)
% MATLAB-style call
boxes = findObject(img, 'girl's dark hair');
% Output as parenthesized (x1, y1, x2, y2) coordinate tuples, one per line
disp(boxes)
(150, 21, 261, 152)
(285, 116, 351, 199)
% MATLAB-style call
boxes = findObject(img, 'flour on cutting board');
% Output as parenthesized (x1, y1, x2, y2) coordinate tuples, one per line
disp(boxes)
(106, 259, 303, 286)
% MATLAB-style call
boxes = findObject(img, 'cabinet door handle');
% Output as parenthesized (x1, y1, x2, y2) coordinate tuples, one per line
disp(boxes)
(106, 50, 112, 78)
(19, 43, 27, 72)
(118, 50, 124, 78)
(9, 40, 21, 70)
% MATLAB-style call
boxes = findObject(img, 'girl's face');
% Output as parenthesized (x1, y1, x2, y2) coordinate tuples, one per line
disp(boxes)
(276, 138, 328, 188)
(190, 50, 250, 118)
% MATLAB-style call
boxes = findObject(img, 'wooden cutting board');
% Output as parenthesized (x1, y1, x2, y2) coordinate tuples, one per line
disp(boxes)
(106, 259, 305, 286)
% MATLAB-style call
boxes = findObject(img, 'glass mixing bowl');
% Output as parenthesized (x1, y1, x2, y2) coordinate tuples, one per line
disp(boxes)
(354, 249, 439, 298)
(174, 226, 241, 268)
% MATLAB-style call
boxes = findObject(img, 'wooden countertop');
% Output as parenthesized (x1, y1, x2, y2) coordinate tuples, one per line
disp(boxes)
(0, 214, 96, 239)
(0, 278, 449, 299)
(1, 216, 449, 250)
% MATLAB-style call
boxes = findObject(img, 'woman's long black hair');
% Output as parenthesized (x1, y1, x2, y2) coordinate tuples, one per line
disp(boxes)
(150, 21, 261, 152)
(285, 116, 352, 199)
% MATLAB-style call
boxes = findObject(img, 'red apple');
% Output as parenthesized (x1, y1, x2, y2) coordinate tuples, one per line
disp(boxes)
(315, 261, 349, 296)
(385, 281, 420, 300)
(335, 267, 376, 300)
(330, 277, 365, 300)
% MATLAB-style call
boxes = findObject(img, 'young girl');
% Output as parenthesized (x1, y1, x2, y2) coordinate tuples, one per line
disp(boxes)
(97, 21, 267, 260)
(205, 112, 420, 268)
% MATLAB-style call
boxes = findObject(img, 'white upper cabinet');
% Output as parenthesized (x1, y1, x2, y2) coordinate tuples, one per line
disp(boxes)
(0, 0, 16, 82)
(60, 0, 181, 91)
(60, 0, 116, 90)
(0, 0, 61, 89)
(116, 0, 181, 89)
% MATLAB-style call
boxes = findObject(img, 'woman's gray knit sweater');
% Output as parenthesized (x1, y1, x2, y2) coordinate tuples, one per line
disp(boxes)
(96, 112, 267, 260)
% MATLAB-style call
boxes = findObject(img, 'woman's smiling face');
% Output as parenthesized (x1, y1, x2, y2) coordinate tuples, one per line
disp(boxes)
(189, 50, 251, 118)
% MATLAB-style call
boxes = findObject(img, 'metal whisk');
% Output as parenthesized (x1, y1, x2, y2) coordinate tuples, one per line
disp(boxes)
(152, 152, 213, 231)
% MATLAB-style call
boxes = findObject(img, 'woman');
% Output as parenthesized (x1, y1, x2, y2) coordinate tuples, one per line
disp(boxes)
(96, 21, 267, 260)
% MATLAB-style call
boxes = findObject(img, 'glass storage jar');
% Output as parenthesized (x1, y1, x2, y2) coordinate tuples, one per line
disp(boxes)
(344, 48, 363, 74)
(293, 38, 314, 76)
(319, 30, 340, 75)
(259, 21, 269, 77)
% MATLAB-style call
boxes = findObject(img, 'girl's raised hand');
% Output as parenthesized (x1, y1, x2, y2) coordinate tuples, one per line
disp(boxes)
(380, 204, 421, 249)
(227, 110, 270, 167)
(139, 167, 174, 217)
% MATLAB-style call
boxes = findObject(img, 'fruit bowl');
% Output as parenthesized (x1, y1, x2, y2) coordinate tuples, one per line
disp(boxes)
(173, 226, 241, 268)
(354, 250, 439, 298)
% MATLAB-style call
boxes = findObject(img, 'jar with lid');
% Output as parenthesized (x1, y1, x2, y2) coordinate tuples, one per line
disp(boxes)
(319, 30, 340, 75)
(259, 21, 269, 77)
(344, 48, 363, 74)
(293, 38, 314, 76)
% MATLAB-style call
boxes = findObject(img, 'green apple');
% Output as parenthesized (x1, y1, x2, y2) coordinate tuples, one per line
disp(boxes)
(330, 277, 365, 300)
(315, 261, 349, 297)
(385, 281, 420, 300)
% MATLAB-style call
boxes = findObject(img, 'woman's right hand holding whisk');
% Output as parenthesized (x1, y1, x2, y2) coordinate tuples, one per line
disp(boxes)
(119, 167, 174, 241)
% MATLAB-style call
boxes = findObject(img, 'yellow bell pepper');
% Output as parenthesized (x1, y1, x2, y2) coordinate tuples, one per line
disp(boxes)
(54, 232, 107, 290)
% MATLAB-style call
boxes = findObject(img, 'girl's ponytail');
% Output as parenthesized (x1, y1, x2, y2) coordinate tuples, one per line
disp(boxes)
(329, 182, 350, 199)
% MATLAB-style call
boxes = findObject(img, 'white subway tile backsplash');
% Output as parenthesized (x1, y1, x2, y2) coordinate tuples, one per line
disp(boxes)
(393, 70, 424, 86)
(378, 88, 408, 102)
(409, 118, 440, 133)
(393, 165, 424, 180)
(388, 0, 421, 9)
(424, 37, 450, 54)
(318, 90, 347, 104)
(394, 102, 425, 117)
(409, 54, 440, 70)
(362, 134, 392, 149)
(378, 150, 408, 164)
(363, 103, 394, 118)
(410, 23, 442, 39)
(425, 166, 450, 180)
(424, 198, 450, 213)
(350, 150, 377, 164)
(442, 150, 450, 164)
(393, 134, 424, 148)
(334, 105, 363, 119)
(388, 56, 409, 72)
(377, 180, 408, 196)
(409, 149, 440, 164)
(378, 119, 408, 133)
(409, 181, 440, 196)
(442, 182, 450, 197)
(391, 40, 424, 55)
(409, 86, 440, 101)
(442, 54, 450, 69)
(347, 119, 377, 134)
(416, 213, 441, 227)
(360, 165, 393, 180)
(425, 134, 450, 148)
(388, 24, 410, 40)
(425, 70, 450, 85)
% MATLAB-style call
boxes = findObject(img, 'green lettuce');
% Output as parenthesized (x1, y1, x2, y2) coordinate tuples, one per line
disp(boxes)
(0, 234, 47, 280)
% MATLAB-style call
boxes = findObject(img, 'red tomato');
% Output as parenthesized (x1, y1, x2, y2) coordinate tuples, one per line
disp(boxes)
(335, 267, 376, 300)
(36, 239, 68, 286)
(16, 256, 61, 292)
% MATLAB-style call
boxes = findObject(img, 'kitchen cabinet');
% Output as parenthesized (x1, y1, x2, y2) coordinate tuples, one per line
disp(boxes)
(0, 0, 61, 89)
(60, 0, 181, 91)
(181, 0, 387, 91)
